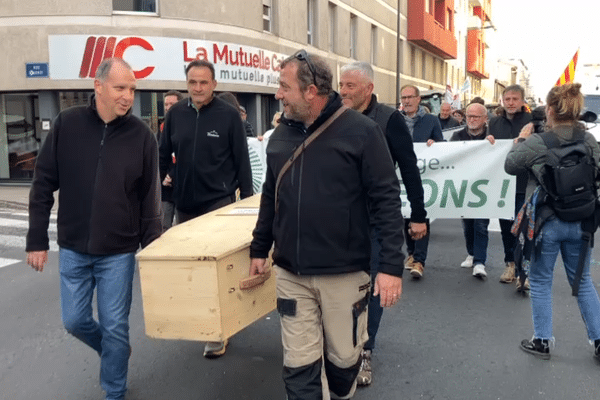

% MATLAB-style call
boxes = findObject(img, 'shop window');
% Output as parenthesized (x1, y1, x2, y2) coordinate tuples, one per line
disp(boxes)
(328, 2, 337, 52)
(59, 91, 93, 111)
(350, 14, 357, 59)
(307, 0, 316, 45)
(2, 94, 40, 180)
(113, 0, 156, 13)
(263, 0, 273, 32)
(371, 25, 379, 64)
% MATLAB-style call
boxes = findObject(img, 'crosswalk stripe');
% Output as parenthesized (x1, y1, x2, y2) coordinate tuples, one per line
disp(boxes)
(4, 211, 57, 221)
(0, 217, 57, 232)
(0, 234, 59, 252)
(0, 257, 21, 269)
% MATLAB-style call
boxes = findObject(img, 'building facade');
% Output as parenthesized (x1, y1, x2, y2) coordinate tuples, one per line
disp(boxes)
(0, 0, 498, 182)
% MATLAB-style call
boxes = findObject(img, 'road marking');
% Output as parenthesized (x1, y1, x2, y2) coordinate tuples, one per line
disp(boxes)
(8, 211, 57, 221)
(0, 217, 57, 232)
(0, 234, 59, 252)
(0, 257, 21, 269)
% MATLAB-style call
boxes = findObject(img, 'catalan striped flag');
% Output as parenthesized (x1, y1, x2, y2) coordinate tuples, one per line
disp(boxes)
(555, 49, 579, 86)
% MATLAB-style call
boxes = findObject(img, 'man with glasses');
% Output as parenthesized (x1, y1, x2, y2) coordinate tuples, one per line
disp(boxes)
(450, 103, 495, 278)
(250, 51, 405, 399)
(487, 85, 532, 289)
(400, 85, 444, 278)
(339, 61, 425, 386)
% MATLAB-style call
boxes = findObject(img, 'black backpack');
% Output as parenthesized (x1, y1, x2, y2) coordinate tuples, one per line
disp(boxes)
(540, 129, 598, 222)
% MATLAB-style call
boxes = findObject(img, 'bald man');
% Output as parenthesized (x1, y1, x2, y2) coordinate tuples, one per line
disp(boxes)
(438, 102, 460, 130)
(450, 103, 495, 279)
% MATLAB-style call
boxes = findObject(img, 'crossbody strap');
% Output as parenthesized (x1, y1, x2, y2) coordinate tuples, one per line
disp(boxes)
(274, 105, 348, 212)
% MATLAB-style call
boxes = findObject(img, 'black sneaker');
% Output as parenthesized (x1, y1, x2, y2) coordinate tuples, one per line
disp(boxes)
(520, 338, 550, 360)
(594, 339, 600, 362)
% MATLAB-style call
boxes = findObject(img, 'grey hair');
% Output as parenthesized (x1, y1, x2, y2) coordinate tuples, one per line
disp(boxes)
(95, 58, 133, 82)
(340, 61, 374, 82)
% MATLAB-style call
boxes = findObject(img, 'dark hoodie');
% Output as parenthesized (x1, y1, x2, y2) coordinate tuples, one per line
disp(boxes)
(250, 93, 405, 277)
(488, 106, 532, 193)
(27, 96, 161, 255)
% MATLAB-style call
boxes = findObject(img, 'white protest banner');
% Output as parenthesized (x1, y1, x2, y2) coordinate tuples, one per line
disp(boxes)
(400, 140, 515, 219)
(245, 137, 516, 219)
(247, 137, 267, 194)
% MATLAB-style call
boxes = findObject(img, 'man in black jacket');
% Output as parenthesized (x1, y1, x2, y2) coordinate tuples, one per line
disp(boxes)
(26, 58, 161, 400)
(249, 51, 405, 400)
(159, 59, 252, 223)
(339, 61, 426, 386)
(450, 103, 496, 280)
(158, 90, 183, 231)
(159, 59, 252, 358)
(438, 102, 461, 130)
(487, 85, 532, 288)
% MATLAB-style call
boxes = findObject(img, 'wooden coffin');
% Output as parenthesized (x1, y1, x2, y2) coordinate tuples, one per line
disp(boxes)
(136, 194, 275, 341)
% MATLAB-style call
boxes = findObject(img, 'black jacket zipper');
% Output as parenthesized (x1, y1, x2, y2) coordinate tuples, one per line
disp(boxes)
(87, 124, 107, 252)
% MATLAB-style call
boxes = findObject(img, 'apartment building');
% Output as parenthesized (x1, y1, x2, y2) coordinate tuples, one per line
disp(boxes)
(0, 0, 493, 182)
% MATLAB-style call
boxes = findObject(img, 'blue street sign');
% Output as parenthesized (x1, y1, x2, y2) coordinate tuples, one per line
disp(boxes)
(26, 63, 49, 78)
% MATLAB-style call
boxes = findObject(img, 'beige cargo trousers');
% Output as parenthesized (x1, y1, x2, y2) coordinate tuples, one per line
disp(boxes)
(275, 266, 371, 400)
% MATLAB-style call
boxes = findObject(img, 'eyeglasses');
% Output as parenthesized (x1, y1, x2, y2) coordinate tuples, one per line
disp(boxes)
(401, 95, 418, 101)
(294, 50, 318, 87)
(466, 115, 485, 119)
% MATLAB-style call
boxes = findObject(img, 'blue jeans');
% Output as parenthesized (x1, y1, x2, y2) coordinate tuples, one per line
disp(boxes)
(404, 219, 430, 265)
(529, 218, 600, 342)
(365, 227, 383, 351)
(59, 248, 136, 400)
(499, 193, 526, 263)
(462, 219, 490, 265)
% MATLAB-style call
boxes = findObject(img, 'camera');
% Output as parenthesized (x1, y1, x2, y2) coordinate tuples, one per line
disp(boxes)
(530, 106, 597, 134)
(531, 106, 546, 133)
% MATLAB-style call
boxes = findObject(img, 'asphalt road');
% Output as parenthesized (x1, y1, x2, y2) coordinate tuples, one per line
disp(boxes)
(2, 209, 600, 400)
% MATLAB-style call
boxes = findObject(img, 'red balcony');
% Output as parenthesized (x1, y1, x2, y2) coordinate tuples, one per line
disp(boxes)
(407, 0, 458, 60)
(467, 29, 488, 79)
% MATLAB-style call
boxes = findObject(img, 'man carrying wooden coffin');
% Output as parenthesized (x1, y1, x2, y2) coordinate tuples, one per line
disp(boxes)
(249, 50, 406, 400)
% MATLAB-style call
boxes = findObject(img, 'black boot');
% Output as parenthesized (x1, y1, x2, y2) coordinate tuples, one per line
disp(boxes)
(520, 338, 550, 360)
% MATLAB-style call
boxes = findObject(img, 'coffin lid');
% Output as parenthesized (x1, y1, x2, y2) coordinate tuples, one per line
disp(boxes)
(136, 194, 262, 261)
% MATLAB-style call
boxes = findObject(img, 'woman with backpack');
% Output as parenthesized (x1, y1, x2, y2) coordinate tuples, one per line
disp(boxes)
(505, 83, 600, 361)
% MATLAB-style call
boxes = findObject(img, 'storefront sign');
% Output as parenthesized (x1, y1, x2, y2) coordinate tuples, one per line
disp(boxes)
(25, 63, 49, 78)
(48, 35, 286, 88)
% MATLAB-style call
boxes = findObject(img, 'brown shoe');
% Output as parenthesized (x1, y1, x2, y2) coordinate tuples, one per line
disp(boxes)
(404, 255, 415, 271)
(410, 261, 424, 279)
(500, 262, 516, 283)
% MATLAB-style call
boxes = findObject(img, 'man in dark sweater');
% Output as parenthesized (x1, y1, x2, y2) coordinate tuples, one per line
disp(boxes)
(450, 103, 495, 280)
(158, 90, 183, 231)
(159, 59, 252, 357)
(26, 58, 161, 400)
(339, 61, 425, 386)
(487, 85, 532, 289)
(438, 102, 460, 130)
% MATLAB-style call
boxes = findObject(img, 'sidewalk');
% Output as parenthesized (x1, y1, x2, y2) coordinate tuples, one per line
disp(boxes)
(0, 184, 58, 212)
(0, 184, 31, 210)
